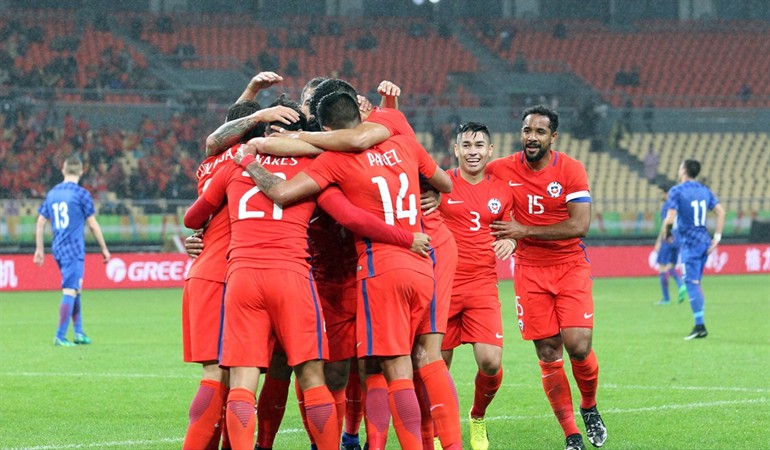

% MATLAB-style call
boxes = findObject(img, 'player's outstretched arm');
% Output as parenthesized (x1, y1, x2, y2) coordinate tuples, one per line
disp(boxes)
(237, 71, 283, 103)
(247, 136, 323, 157)
(86, 216, 111, 263)
(183, 197, 219, 230)
(491, 201, 591, 240)
(205, 106, 300, 157)
(272, 121, 391, 153)
(33, 215, 47, 266)
(235, 148, 321, 207)
(425, 168, 452, 194)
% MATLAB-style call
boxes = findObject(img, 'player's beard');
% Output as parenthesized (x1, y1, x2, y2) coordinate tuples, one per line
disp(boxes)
(524, 144, 548, 163)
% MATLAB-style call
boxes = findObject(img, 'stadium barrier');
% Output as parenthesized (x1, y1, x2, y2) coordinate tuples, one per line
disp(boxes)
(2, 244, 769, 292)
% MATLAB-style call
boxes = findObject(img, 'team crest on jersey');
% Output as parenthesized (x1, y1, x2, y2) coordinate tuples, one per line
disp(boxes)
(487, 198, 502, 214)
(546, 181, 563, 198)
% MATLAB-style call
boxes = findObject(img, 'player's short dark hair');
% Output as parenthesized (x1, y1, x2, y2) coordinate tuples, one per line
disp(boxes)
(225, 100, 266, 142)
(683, 159, 701, 178)
(301, 76, 329, 105)
(309, 78, 357, 119)
(266, 95, 307, 134)
(521, 105, 559, 132)
(317, 92, 361, 130)
(457, 121, 491, 143)
(63, 156, 83, 175)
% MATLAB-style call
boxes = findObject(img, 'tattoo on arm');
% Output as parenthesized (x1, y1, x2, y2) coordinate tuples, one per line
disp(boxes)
(211, 118, 257, 151)
(245, 162, 282, 195)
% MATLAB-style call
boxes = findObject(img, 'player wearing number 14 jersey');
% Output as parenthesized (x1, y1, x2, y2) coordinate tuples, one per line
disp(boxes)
(487, 105, 607, 450)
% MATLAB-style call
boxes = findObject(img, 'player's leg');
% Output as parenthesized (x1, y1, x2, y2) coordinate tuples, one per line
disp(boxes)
(256, 350, 292, 450)
(54, 258, 82, 346)
(518, 265, 583, 447)
(655, 244, 672, 305)
(294, 360, 339, 450)
(71, 292, 91, 344)
(225, 367, 261, 450)
(669, 247, 686, 302)
(360, 358, 390, 450)
(380, 355, 423, 450)
(682, 248, 709, 339)
(342, 361, 364, 450)
(182, 278, 230, 450)
(324, 358, 352, 442)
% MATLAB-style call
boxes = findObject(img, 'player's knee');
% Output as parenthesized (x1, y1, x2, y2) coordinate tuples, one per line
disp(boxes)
(478, 359, 501, 376)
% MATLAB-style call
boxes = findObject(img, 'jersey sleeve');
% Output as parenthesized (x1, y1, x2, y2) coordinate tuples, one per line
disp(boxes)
(668, 186, 681, 211)
(80, 189, 96, 217)
(707, 189, 719, 210)
(201, 163, 231, 209)
(38, 198, 51, 219)
(564, 158, 591, 203)
(304, 152, 343, 191)
(367, 108, 417, 139)
(410, 138, 438, 180)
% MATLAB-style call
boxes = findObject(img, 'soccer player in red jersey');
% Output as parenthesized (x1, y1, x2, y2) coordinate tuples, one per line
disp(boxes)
(487, 105, 607, 450)
(181, 98, 289, 450)
(276, 78, 462, 450)
(438, 122, 515, 450)
(235, 92, 454, 450)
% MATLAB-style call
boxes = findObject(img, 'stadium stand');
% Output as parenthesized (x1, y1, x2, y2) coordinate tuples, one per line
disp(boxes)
(471, 19, 770, 108)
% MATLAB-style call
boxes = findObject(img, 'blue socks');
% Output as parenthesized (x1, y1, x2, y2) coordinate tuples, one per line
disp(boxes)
(56, 294, 76, 339)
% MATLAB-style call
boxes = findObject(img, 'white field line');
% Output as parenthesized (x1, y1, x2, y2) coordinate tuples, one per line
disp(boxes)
(2, 398, 766, 449)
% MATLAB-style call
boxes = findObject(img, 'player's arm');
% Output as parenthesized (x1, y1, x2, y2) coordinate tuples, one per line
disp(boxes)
(184, 197, 220, 230)
(378, 80, 400, 110)
(205, 106, 300, 157)
(659, 208, 677, 243)
(236, 71, 283, 103)
(247, 136, 323, 157)
(236, 152, 321, 207)
(33, 215, 48, 266)
(491, 201, 592, 240)
(274, 122, 392, 153)
(318, 188, 431, 257)
(86, 215, 111, 263)
(708, 203, 726, 254)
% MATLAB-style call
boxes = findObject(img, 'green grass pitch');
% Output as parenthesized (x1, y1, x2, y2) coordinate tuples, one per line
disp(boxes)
(1, 274, 768, 449)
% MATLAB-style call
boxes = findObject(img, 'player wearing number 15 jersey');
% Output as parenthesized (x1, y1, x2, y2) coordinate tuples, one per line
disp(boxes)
(487, 105, 607, 450)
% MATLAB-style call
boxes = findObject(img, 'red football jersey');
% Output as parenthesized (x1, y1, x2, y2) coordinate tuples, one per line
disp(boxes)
(486, 151, 591, 265)
(307, 187, 357, 284)
(439, 170, 514, 296)
(186, 147, 237, 282)
(304, 134, 436, 279)
(203, 153, 317, 275)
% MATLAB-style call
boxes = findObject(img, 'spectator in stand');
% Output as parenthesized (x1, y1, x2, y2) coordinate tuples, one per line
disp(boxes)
(643, 144, 659, 183)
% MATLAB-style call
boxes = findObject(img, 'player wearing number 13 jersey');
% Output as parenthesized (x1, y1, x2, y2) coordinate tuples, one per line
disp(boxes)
(487, 105, 607, 450)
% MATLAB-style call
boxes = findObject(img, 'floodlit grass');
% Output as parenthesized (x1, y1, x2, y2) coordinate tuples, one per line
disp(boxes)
(1, 274, 768, 449)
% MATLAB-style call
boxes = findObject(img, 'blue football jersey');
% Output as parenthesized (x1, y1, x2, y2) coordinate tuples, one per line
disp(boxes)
(667, 181, 719, 249)
(38, 181, 96, 261)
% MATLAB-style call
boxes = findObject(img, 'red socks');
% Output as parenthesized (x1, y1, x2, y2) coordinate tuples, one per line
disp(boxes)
(302, 385, 340, 450)
(344, 369, 364, 435)
(330, 388, 347, 438)
(413, 372, 435, 449)
(570, 350, 599, 409)
(183, 379, 227, 450)
(540, 359, 580, 437)
(256, 375, 291, 449)
(387, 378, 423, 450)
(415, 360, 462, 449)
(225, 388, 256, 450)
(363, 373, 390, 450)
(470, 367, 503, 418)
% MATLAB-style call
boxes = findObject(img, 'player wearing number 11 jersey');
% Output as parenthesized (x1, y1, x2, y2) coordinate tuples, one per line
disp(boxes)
(487, 105, 606, 450)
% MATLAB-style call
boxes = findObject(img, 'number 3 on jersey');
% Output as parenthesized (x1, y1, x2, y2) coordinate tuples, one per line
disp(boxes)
(238, 171, 287, 220)
(371, 173, 417, 225)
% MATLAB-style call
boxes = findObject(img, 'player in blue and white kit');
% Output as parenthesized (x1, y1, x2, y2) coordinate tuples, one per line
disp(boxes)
(659, 159, 725, 339)
(653, 183, 686, 305)
(34, 156, 111, 347)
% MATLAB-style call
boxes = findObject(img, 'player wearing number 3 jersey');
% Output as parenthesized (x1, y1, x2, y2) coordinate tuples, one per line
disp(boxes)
(487, 105, 607, 450)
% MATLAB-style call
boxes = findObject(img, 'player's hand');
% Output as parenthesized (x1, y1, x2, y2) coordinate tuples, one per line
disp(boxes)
(492, 239, 517, 260)
(420, 190, 440, 215)
(653, 241, 661, 252)
(234, 143, 257, 165)
(101, 248, 111, 263)
(410, 232, 432, 257)
(707, 239, 719, 255)
(248, 71, 283, 91)
(377, 80, 401, 98)
(255, 105, 300, 126)
(357, 95, 374, 120)
(269, 125, 301, 139)
(490, 219, 529, 240)
(185, 233, 204, 259)
(33, 249, 44, 266)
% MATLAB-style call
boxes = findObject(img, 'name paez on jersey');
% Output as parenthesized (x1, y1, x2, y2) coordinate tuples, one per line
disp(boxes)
(367, 149, 402, 167)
